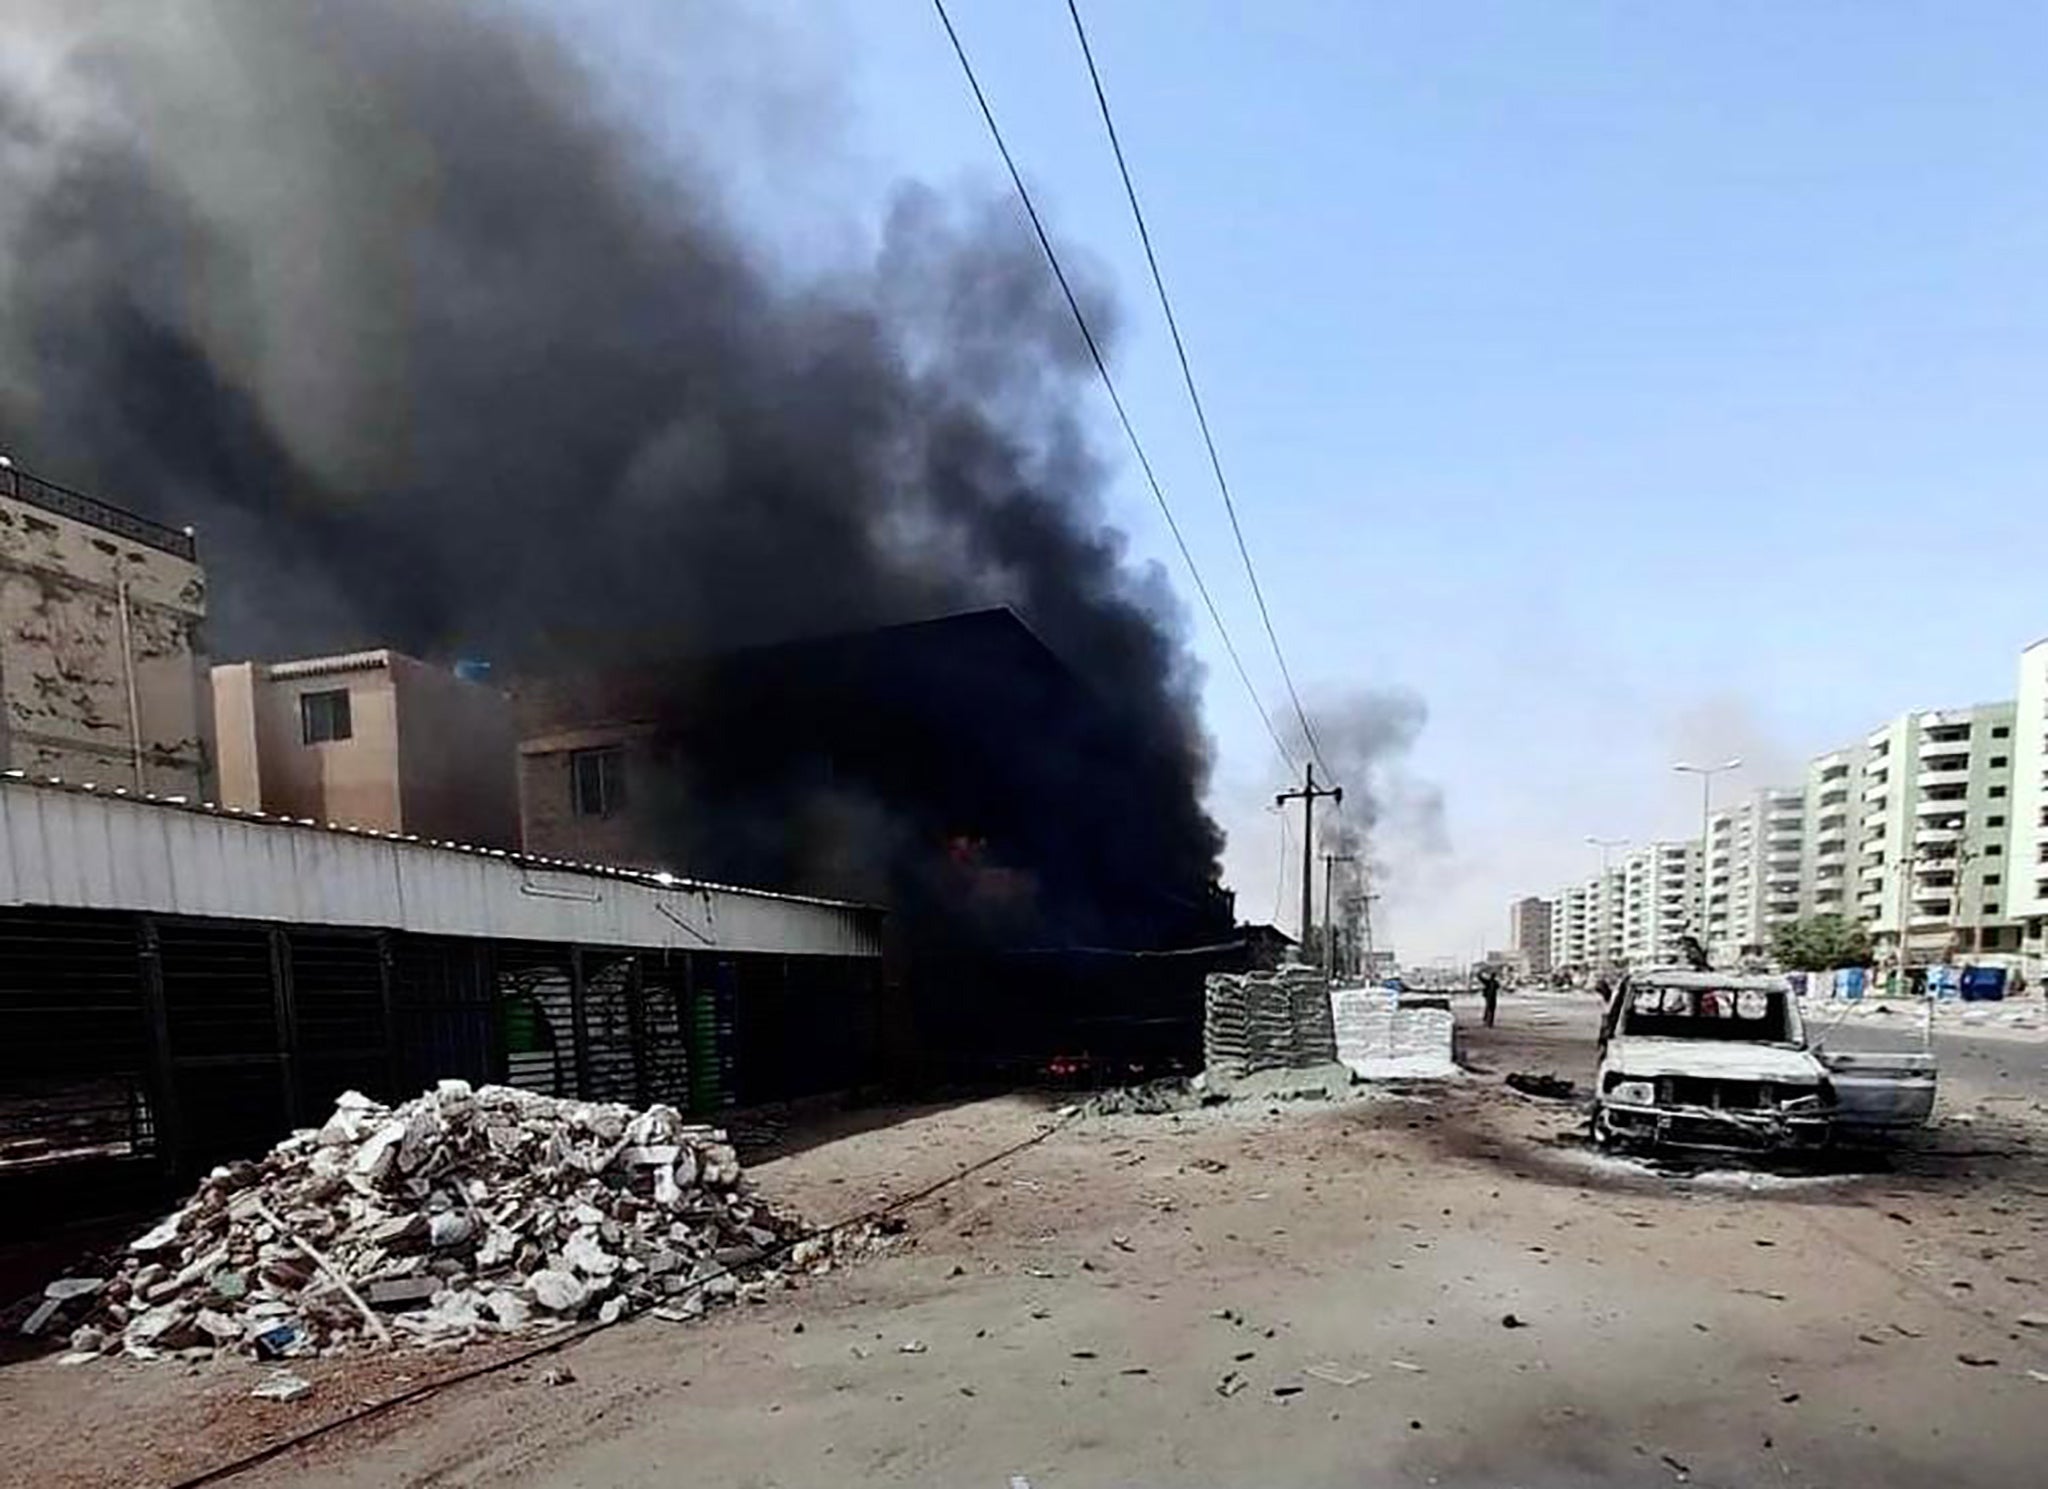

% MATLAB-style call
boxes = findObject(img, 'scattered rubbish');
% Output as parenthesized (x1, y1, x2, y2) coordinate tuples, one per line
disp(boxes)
(1111, 1236, 1135, 1253)
(2026, 1370, 2048, 1385)
(1272, 1384, 1304, 1398)
(1216, 1370, 1247, 1397)
(1500, 1314, 1528, 1329)
(1233, 1350, 1256, 1362)
(1303, 1362, 1368, 1387)
(2016, 1313, 2048, 1330)
(897, 1340, 927, 1355)
(1733, 1289, 1787, 1302)
(1388, 1359, 1425, 1373)
(61, 1083, 887, 1363)
(1780, 1392, 1801, 1404)
(1891, 1323, 1924, 1338)
(1070, 1349, 1098, 1360)
(1957, 1353, 1999, 1368)
(1660, 1452, 1692, 1482)
(250, 1370, 313, 1403)
(1009, 1478, 1033, 1489)
(1024, 1268, 1062, 1281)
(1211, 1308, 1243, 1325)
(1119, 1366, 1149, 1376)
(1505, 1073, 1577, 1101)
(1189, 1157, 1229, 1173)
(541, 1364, 576, 1386)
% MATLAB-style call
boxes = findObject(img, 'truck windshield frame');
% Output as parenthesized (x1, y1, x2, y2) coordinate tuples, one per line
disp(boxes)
(1620, 985, 1793, 1043)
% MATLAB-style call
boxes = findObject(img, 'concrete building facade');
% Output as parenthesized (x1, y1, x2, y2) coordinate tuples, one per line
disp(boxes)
(1508, 895, 1553, 977)
(1804, 746, 1864, 921)
(212, 650, 519, 849)
(0, 463, 212, 796)
(1620, 840, 1701, 969)
(2012, 640, 2048, 971)
(1851, 702, 2018, 965)
(1705, 788, 1806, 965)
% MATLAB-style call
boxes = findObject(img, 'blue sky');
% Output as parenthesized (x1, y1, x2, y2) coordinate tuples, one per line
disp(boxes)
(573, 3, 2047, 958)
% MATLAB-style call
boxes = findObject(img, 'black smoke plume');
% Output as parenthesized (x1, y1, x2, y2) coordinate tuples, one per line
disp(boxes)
(0, 1, 1223, 925)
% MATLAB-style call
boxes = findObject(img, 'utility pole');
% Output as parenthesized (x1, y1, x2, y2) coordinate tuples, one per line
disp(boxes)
(1276, 762, 1343, 958)
(1322, 852, 1357, 980)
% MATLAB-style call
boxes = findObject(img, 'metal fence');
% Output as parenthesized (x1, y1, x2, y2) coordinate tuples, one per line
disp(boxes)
(0, 904, 882, 1230)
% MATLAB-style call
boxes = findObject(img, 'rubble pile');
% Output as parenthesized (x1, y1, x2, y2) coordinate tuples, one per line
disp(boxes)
(34, 1081, 881, 1362)
(1203, 967, 1337, 1079)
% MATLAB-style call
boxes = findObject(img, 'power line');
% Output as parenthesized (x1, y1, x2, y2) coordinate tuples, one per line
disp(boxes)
(1062, 0, 1329, 776)
(928, 0, 1294, 774)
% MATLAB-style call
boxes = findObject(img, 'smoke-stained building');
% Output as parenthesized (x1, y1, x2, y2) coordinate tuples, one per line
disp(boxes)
(517, 609, 1234, 1074)
(0, 462, 213, 796)
(212, 649, 519, 848)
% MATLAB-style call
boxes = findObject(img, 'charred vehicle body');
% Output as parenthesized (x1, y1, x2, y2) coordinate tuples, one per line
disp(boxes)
(1594, 970, 1936, 1153)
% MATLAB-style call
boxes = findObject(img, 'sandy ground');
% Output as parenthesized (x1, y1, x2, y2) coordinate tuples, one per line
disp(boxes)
(4, 993, 2047, 1489)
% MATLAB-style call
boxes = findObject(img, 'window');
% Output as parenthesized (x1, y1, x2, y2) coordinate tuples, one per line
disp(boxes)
(570, 747, 626, 818)
(1987, 815, 2005, 828)
(1987, 843, 2002, 856)
(1992, 725, 2010, 738)
(1990, 785, 2008, 798)
(300, 689, 352, 744)
(1990, 756, 2009, 768)
(1984, 874, 2001, 886)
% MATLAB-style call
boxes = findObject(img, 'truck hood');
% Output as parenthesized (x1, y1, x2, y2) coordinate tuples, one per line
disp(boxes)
(1604, 1037, 1824, 1084)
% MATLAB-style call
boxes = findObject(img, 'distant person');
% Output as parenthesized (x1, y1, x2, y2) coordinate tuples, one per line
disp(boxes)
(1477, 963, 1502, 1027)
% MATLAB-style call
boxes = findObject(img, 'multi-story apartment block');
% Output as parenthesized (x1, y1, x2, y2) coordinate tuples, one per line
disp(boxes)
(1620, 840, 1701, 968)
(1851, 702, 2017, 964)
(1705, 788, 1806, 964)
(1508, 896, 1554, 977)
(2013, 640, 2048, 972)
(1804, 746, 1864, 920)
(1528, 640, 2048, 977)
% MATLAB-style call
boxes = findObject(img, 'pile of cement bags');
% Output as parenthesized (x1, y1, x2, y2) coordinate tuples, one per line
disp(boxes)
(1204, 967, 1338, 1079)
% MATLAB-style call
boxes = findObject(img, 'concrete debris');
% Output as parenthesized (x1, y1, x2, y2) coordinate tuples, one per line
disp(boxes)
(250, 1370, 313, 1402)
(1504, 1073, 1576, 1101)
(52, 1082, 887, 1363)
(1204, 968, 1337, 1080)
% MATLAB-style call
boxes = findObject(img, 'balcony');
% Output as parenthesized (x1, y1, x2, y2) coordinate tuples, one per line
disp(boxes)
(1916, 794, 1967, 816)
(1815, 839, 1846, 861)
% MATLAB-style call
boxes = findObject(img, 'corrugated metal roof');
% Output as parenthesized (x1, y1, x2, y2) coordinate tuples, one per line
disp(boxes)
(264, 649, 393, 679)
(0, 772, 882, 957)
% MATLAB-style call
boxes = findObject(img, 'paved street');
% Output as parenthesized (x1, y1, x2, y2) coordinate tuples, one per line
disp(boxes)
(6, 995, 2046, 1489)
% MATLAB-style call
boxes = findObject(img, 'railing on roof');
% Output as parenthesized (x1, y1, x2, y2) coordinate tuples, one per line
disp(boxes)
(1, 463, 196, 561)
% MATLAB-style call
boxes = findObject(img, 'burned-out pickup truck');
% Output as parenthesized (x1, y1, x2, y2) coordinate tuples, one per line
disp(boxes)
(1593, 970, 1936, 1153)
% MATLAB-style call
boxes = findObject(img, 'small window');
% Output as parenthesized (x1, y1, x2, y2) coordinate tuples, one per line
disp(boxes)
(300, 689, 352, 744)
(571, 747, 626, 818)
(1984, 874, 2001, 886)
(1987, 815, 2005, 828)
(1990, 785, 2008, 799)
(1986, 843, 2002, 856)
(1992, 725, 2010, 738)
(1990, 755, 2009, 768)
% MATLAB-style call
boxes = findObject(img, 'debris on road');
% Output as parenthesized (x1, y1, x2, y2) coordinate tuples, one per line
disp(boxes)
(45, 1082, 886, 1362)
(1957, 1353, 2000, 1368)
(1303, 1362, 1368, 1386)
(250, 1370, 313, 1403)
(1505, 1073, 1577, 1101)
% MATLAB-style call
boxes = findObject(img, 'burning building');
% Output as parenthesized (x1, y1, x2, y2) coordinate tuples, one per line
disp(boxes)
(517, 608, 1235, 1075)
(0, 4, 1239, 1077)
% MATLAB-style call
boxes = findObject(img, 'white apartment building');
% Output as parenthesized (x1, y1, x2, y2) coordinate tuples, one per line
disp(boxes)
(2013, 639, 2048, 970)
(1704, 788, 1806, 964)
(1851, 701, 2018, 963)
(1621, 840, 1701, 968)
(1804, 746, 1864, 921)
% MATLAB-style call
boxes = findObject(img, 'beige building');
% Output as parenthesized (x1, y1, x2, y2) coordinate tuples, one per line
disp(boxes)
(212, 650, 518, 848)
(0, 461, 213, 796)
(1508, 895, 1553, 977)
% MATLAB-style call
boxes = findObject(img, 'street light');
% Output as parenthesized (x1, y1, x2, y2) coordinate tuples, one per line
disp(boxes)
(1585, 835, 1629, 974)
(1673, 759, 1742, 957)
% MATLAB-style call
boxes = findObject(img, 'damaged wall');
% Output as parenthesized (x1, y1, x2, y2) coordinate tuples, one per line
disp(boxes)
(0, 474, 211, 796)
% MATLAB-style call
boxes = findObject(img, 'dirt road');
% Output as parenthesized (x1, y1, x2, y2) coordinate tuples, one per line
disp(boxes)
(6, 994, 2046, 1488)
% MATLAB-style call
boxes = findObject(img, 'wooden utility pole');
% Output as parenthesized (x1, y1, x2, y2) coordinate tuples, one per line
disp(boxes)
(1276, 763, 1343, 955)
(1322, 852, 1357, 979)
